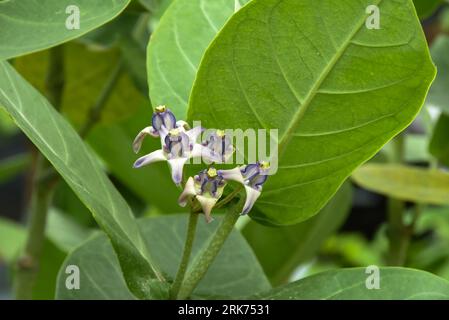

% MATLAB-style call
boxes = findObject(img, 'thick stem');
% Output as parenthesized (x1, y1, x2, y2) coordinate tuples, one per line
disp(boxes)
(14, 158, 58, 299)
(176, 200, 242, 299)
(169, 212, 199, 299)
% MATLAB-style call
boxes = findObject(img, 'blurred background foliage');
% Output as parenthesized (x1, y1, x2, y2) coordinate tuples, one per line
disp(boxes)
(1, 0, 449, 299)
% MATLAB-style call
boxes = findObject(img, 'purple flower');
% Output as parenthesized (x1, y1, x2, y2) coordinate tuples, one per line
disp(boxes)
(202, 129, 234, 163)
(178, 167, 226, 222)
(132, 105, 189, 153)
(218, 161, 270, 214)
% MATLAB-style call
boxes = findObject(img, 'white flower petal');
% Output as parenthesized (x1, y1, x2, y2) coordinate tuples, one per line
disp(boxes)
(167, 157, 188, 185)
(132, 126, 153, 153)
(196, 195, 218, 223)
(218, 167, 245, 184)
(133, 149, 166, 168)
(178, 177, 196, 207)
(242, 185, 261, 215)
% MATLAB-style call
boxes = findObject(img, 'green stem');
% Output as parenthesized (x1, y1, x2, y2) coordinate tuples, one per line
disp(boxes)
(387, 133, 408, 266)
(169, 212, 199, 299)
(14, 159, 56, 299)
(177, 199, 242, 299)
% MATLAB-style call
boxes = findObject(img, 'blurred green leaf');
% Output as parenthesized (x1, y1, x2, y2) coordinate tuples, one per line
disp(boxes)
(427, 35, 449, 115)
(14, 42, 143, 127)
(56, 215, 271, 299)
(147, 0, 250, 118)
(0, 107, 18, 135)
(255, 268, 449, 299)
(0, 61, 163, 299)
(429, 113, 449, 167)
(78, 12, 139, 50)
(0, 0, 131, 60)
(242, 182, 352, 285)
(189, 0, 435, 225)
(0, 153, 30, 184)
(120, 37, 149, 96)
(322, 232, 385, 266)
(352, 164, 449, 205)
(0, 218, 26, 263)
(412, 0, 444, 19)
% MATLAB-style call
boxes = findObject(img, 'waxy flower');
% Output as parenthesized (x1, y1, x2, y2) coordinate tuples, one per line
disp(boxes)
(202, 129, 234, 163)
(134, 126, 215, 185)
(218, 161, 270, 215)
(178, 167, 226, 223)
(132, 105, 189, 153)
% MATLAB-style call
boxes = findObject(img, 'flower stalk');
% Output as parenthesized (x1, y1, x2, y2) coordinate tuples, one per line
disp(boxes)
(176, 198, 243, 300)
(169, 211, 199, 299)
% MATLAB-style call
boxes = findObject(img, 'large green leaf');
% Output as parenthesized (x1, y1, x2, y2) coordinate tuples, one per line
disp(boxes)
(188, 0, 436, 225)
(0, 61, 164, 299)
(426, 35, 449, 114)
(0, 0, 130, 60)
(429, 113, 449, 167)
(56, 215, 271, 299)
(352, 164, 449, 205)
(255, 268, 449, 299)
(147, 0, 250, 118)
(243, 182, 352, 285)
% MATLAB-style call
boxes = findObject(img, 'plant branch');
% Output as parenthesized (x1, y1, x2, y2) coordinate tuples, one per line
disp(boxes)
(169, 212, 199, 299)
(176, 198, 243, 299)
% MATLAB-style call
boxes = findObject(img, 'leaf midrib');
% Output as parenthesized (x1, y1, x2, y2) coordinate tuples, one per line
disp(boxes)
(277, 0, 383, 156)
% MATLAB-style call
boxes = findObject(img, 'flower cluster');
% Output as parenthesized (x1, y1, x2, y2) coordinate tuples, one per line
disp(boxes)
(133, 106, 270, 222)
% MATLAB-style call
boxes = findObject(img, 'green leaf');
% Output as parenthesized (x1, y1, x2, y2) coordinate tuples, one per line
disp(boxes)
(0, 61, 163, 299)
(56, 215, 271, 299)
(412, 0, 444, 19)
(46, 209, 95, 252)
(429, 113, 449, 167)
(56, 233, 137, 300)
(255, 267, 449, 299)
(352, 164, 449, 205)
(0, 153, 30, 184)
(427, 35, 449, 115)
(243, 182, 352, 285)
(188, 0, 436, 225)
(147, 0, 250, 118)
(0, 0, 131, 60)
